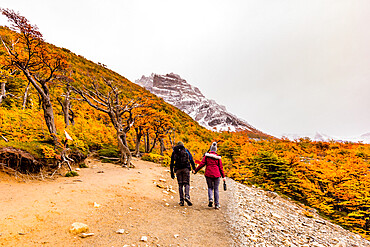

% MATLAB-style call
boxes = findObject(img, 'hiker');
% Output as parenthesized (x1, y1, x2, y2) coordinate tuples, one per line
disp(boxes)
(170, 141, 196, 206)
(193, 142, 225, 209)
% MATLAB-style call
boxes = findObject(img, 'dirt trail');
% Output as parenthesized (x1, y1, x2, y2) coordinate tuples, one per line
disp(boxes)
(0, 158, 232, 246)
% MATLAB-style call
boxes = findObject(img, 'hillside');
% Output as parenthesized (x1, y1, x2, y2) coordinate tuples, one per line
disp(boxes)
(0, 24, 212, 165)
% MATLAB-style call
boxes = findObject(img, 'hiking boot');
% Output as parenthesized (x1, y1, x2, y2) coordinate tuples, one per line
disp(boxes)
(185, 198, 193, 206)
(208, 201, 213, 207)
(179, 200, 184, 206)
(215, 204, 220, 210)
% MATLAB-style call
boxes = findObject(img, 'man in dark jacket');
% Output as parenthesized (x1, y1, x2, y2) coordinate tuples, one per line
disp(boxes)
(170, 141, 196, 206)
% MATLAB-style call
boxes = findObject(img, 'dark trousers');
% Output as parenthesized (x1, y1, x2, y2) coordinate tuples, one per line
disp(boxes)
(176, 168, 190, 201)
(206, 176, 220, 206)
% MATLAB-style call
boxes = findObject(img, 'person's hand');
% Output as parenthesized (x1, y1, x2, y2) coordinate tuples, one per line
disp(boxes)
(171, 173, 175, 179)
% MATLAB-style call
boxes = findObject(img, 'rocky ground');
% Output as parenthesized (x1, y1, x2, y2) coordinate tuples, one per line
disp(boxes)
(225, 179, 370, 247)
(0, 158, 369, 246)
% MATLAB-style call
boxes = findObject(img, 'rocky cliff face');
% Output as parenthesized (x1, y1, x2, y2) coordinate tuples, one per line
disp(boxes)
(135, 73, 259, 132)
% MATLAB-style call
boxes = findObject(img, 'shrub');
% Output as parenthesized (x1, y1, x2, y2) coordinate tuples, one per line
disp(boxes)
(141, 153, 170, 166)
(65, 171, 79, 177)
(79, 163, 88, 168)
(97, 145, 119, 157)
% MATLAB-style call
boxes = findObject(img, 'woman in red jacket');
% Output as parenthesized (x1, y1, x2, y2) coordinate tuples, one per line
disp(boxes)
(193, 142, 225, 209)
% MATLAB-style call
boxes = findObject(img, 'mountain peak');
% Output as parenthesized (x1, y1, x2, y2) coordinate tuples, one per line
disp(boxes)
(135, 73, 260, 133)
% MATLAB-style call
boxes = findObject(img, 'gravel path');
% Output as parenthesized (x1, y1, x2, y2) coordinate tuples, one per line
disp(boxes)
(224, 178, 370, 247)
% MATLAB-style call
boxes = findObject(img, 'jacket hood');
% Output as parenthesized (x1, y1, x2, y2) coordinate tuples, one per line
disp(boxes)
(205, 152, 221, 160)
(174, 145, 185, 152)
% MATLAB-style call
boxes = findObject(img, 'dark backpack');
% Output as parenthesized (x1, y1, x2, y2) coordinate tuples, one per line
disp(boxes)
(174, 147, 190, 169)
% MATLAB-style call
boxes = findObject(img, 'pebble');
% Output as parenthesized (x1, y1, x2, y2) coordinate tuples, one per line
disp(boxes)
(116, 229, 125, 234)
(79, 233, 94, 238)
(141, 236, 148, 242)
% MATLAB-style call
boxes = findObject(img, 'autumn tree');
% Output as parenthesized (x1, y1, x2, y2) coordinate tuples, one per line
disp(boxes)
(146, 111, 173, 154)
(132, 107, 155, 157)
(72, 77, 143, 166)
(57, 73, 75, 127)
(0, 8, 67, 144)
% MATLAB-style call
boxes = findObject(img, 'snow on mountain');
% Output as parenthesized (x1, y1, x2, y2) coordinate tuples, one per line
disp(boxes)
(135, 73, 260, 132)
(281, 132, 370, 144)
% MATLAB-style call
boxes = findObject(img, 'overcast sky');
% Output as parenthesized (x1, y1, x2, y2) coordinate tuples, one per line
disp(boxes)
(1, 0, 369, 138)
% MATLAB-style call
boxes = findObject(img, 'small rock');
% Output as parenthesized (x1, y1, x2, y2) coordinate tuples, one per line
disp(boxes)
(165, 203, 170, 207)
(334, 242, 346, 247)
(141, 236, 148, 242)
(315, 219, 326, 225)
(312, 242, 325, 247)
(250, 236, 258, 242)
(93, 202, 101, 208)
(116, 229, 125, 234)
(69, 222, 89, 234)
(79, 233, 94, 238)
(18, 232, 27, 235)
(159, 178, 166, 182)
(76, 168, 81, 171)
(270, 212, 282, 219)
(266, 191, 278, 199)
(243, 213, 252, 220)
(97, 171, 104, 173)
(162, 190, 169, 194)
(174, 234, 179, 238)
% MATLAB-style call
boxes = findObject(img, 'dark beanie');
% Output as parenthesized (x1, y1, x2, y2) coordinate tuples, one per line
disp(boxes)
(177, 141, 184, 146)
(210, 142, 217, 152)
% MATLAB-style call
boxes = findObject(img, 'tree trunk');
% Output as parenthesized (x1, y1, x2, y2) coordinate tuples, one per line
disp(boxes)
(23, 70, 59, 145)
(69, 108, 75, 126)
(159, 138, 165, 156)
(57, 84, 72, 128)
(117, 130, 132, 167)
(57, 98, 70, 127)
(134, 127, 143, 157)
(41, 97, 59, 144)
(144, 132, 150, 153)
(0, 79, 5, 104)
(149, 137, 158, 153)
(22, 81, 31, 109)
